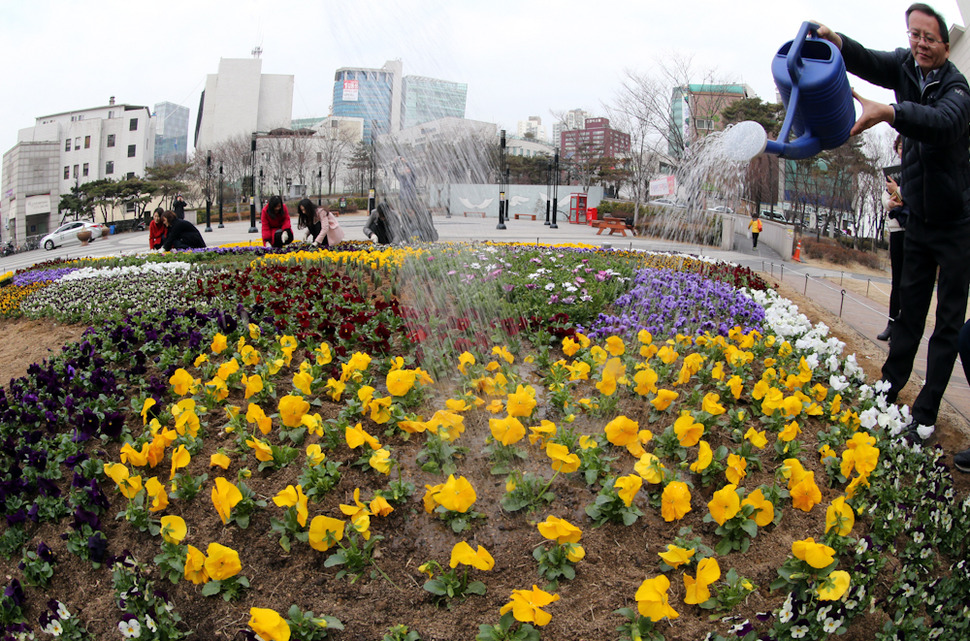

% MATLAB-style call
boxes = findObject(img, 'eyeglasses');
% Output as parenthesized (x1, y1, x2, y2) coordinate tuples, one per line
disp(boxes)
(907, 30, 942, 45)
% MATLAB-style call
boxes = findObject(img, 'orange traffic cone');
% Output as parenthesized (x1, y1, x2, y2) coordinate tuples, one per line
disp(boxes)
(792, 240, 802, 262)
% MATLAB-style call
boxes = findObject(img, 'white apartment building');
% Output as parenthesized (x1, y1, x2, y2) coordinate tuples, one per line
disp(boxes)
(195, 57, 294, 150)
(2, 98, 155, 246)
(516, 116, 547, 142)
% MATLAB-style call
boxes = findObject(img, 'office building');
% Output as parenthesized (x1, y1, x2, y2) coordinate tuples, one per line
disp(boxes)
(153, 101, 189, 166)
(560, 117, 630, 159)
(333, 60, 402, 145)
(332, 60, 467, 144)
(195, 57, 294, 150)
(402, 76, 467, 130)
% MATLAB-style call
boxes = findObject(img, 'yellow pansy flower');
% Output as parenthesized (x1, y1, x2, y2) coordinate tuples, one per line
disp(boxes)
(660, 480, 692, 522)
(500, 585, 560, 627)
(635, 575, 679, 622)
(449, 541, 495, 571)
(708, 484, 741, 525)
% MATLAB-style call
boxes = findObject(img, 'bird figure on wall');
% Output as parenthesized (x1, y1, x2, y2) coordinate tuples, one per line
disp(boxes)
(458, 197, 494, 210)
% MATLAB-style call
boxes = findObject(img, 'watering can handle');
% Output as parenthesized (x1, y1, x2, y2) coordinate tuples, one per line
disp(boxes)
(786, 21, 821, 85)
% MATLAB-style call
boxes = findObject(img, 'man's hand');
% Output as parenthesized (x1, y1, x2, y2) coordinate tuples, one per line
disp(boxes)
(851, 89, 895, 136)
(812, 21, 843, 49)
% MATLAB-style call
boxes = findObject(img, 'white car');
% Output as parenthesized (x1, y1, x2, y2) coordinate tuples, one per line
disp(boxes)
(707, 205, 735, 214)
(41, 221, 105, 250)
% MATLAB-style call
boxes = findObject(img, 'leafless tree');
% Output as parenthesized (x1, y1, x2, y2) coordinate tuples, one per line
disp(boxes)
(615, 54, 737, 160)
(606, 100, 662, 225)
(316, 124, 357, 195)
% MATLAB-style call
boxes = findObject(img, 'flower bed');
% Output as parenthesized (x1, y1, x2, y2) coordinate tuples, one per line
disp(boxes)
(0, 242, 967, 641)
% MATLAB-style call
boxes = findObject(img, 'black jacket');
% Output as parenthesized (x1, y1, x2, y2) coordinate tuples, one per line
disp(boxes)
(162, 219, 206, 250)
(839, 34, 970, 225)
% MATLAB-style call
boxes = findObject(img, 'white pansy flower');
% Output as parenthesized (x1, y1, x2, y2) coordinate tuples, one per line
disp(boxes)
(829, 375, 850, 392)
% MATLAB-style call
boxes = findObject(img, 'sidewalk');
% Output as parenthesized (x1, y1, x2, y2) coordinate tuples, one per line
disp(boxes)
(3, 213, 967, 440)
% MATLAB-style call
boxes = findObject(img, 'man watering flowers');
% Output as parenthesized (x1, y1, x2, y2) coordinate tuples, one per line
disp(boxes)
(816, 4, 970, 466)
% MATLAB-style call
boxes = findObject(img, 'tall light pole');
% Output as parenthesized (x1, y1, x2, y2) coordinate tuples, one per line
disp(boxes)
(550, 148, 560, 230)
(217, 164, 224, 228)
(544, 159, 552, 226)
(204, 151, 213, 232)
(248, 134, 258, 233)
(496, 130, 507, 230)
(317, 168, 322, 206)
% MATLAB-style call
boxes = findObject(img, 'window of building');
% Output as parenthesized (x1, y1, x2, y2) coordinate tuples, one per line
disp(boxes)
(106, 161, 114, 175)
(63, 166, 70, 179)
(695, 118, 715, 131)
(82, 163, 89, 177)
(126, 203, 136, 213)
(127, 144, 136, 157)
(75, 137, 81, 149)
(126, 172, 135, 180)
(317, 152, 323, 163)
(65, 139, 71, 152)
(129, 118, 138, 131)
(107, 134, 115, 147)
(73, 165, 79, 179)
(84, 136, 91, 149)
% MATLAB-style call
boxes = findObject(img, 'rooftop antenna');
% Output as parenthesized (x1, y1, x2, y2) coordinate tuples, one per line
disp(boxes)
(251, 46, 262, 59)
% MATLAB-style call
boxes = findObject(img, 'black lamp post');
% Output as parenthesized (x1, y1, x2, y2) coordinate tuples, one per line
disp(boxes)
(259, 168, 263, 214)
(217, 164, 224, 228)
(544, 160, 552, 226)
(496, 130, 507, 230)
(368, 138, 376, 213)
(317, 168, 322, 206)
(550, 148, 560, 229)
(248, 134, 258, 233)
(204, 151, 213, 232)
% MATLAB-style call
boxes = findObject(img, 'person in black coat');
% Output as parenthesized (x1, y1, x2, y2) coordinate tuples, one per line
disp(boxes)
(363, 203, 394, 245)
(173, 194, 187, 220)
(160, 210, 206, 250)
(817, 4, 970, 440)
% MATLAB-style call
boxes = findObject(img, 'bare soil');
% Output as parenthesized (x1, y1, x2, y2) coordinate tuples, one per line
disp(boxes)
(1, 285, 968, 640)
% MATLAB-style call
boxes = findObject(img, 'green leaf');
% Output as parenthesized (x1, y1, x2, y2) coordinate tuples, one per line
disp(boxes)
(201, 580, 222, 596)
(466, 581, 487, 595)
(424, 579, 448, 596)
(740, 518, 758, 538)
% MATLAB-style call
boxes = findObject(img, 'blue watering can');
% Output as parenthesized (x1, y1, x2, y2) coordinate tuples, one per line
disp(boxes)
(723, 21, 856, 161)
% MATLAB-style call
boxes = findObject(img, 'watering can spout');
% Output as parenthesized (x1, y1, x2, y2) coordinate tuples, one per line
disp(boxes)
(721, 21, 854, 162)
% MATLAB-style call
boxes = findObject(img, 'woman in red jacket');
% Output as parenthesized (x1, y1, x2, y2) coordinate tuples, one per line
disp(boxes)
(261, 196, 293, 248)
(148, 208, 167, 250)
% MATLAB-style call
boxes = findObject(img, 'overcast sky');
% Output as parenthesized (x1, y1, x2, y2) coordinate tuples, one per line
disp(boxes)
(0, 0, 964, 168)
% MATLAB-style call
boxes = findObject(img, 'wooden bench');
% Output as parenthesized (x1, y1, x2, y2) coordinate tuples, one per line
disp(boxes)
(463, 211, 486, 218)
(593, 218, 635, 237)
(512, 213, 537, 220)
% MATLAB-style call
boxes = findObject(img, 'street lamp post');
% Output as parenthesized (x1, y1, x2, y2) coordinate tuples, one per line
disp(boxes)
(204, 151, 212, 232)
(550, 148, 560, 229)
(317, 168, 322, 206)
(545, 160, 552, 226)
(496, 130, 507, 230)
(218, 164, 224, 228)
(248, 134, 258, 233)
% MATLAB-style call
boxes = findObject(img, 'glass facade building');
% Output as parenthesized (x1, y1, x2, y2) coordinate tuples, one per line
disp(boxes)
(332, 67, 396, 145)
(402, 76, 467, 130)
(153, 102, 189, 165)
